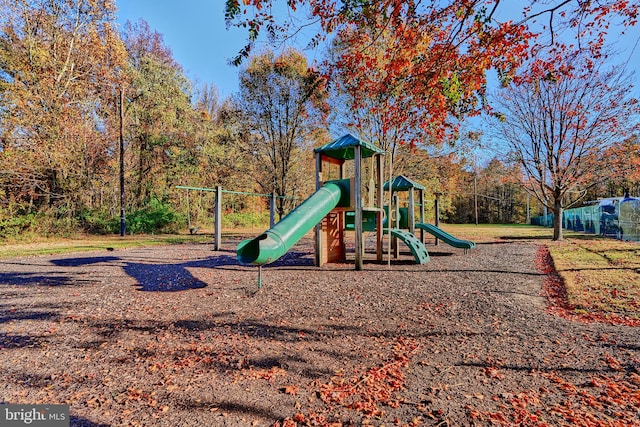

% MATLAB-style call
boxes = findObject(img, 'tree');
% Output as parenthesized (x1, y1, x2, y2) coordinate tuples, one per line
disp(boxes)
(574, 135, 640, 203)
(325, 15, 497, 219)
(226, 2, 638, 225)
(226, 1, 639, 63)
(605, 134, 640, 196)
(0, 0, 126, 218)
(453, 158, 528, 224)
(190, 85, 256, 192)
(226, 2, 638, 118)
(491, 55, 639, 240)
(326, 24, 464, 167)
(238, 1, 536, 147)
(235, 48, 328, 219)
(121, 19, 195, 208)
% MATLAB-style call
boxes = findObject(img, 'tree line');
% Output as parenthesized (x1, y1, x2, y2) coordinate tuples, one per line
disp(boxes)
(0, 1, 321, 237)
(1, 0, 639, 240)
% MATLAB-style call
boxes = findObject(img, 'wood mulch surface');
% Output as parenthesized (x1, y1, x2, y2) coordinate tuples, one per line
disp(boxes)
(1, 235, 639, 426)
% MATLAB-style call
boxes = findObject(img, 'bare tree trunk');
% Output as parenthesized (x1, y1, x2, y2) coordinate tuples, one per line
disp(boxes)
(553, 200, 564, 241)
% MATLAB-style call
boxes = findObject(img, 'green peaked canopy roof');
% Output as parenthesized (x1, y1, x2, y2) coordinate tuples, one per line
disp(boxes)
(383, 175, 426, 191)
(314, 133, 385, 160)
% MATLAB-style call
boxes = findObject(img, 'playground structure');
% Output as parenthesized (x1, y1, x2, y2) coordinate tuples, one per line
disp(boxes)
(236, 134, 476, 271)
(237, 134, 391, 270)
(383, 175, 475, 254)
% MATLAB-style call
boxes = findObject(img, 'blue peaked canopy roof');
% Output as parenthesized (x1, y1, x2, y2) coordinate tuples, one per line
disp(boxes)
(314, 133, 385, 160)
(383, 175, 426, 191)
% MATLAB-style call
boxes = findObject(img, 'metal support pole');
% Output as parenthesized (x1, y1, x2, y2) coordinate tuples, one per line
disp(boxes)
(186, 190, 191, 230)
(315, 153, 323, 267)
(387, 150, 394, 266)
(393, 193, 399, 258)
(474, 174, 479, 226)
(375, 154, 383, 262)
(270, 193, 276, 228)
(214, 186, 222, 251)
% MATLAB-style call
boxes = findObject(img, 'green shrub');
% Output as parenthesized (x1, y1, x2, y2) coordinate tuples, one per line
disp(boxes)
(77, 209, 120, 234)
(0, 207, 80, 240)
(76, 198, 185, 235)
(1, 198, 185, 239)
(0, 211, 38, 239)
(36, 211, 79, 237)
(126, 198, 184, 234)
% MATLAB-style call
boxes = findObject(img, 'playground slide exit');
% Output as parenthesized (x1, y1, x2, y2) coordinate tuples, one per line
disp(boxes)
(236, 181, 348, 265)
(416, 222, 476, 250)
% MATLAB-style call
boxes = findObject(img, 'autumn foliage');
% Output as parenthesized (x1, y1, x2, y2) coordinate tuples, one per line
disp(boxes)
(0, 0, 126, 216)
(328, 3, 532, 146)
(226, 1, 638, 147)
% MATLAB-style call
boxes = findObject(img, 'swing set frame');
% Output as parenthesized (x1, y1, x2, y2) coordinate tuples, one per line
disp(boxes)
(176, 185, 292, 250)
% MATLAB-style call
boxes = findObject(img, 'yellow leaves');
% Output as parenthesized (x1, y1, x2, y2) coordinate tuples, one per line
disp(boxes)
(147, 362, 164, 372)
(27, 44, 51, 69)
(441, 73, 463, 106)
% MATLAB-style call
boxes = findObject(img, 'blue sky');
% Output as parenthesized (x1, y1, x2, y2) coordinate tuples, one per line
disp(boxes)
(116, 1, 248, 97)
(116, 1, 640, 99)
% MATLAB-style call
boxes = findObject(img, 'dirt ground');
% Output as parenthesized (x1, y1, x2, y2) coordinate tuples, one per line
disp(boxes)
(1, 235, 639, 426)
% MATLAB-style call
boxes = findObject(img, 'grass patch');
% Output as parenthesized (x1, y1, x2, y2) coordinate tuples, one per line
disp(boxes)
(0, 234, 210, 258)
(547, 238, 640, 319)
(435, 223, 583, 243)
(441, 224, 640, 321)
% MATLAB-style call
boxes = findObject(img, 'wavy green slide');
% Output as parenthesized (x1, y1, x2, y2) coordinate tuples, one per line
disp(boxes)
(384, 228, 430, 264)
(416, 223, 476, 251)
(237, 181, 348, 265)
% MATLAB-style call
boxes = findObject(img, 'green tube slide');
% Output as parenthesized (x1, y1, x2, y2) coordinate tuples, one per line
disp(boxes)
(237, 181, 348, 265)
